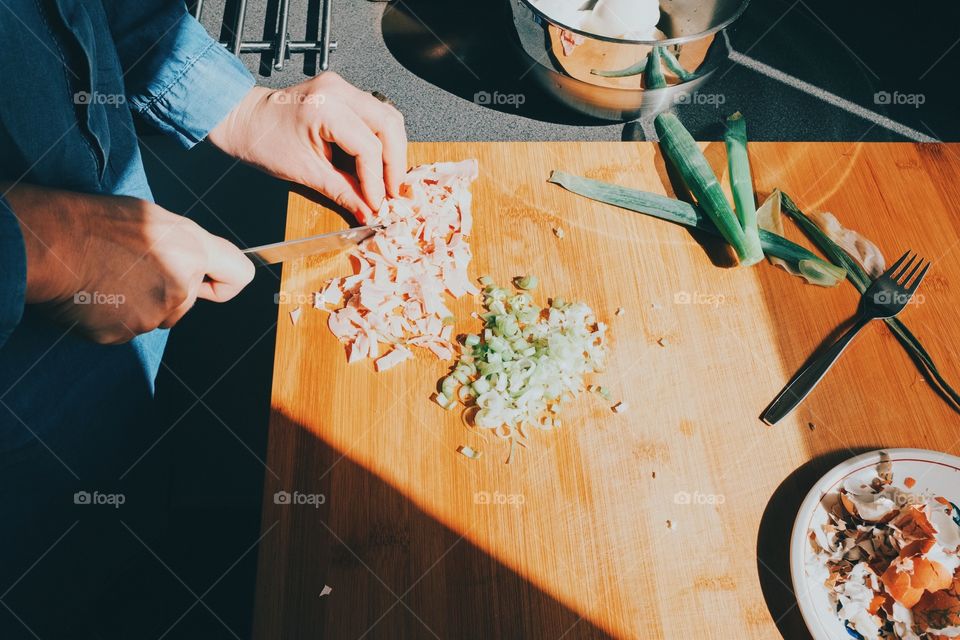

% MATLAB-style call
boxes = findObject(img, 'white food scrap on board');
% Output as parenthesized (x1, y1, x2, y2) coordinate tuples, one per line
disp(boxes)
(314, 160, 480, 370)
(808, 461, 960, 639)
(289, 306, 302, 326)
(813, 211, 887, 279)
(457, 445, 482, 460)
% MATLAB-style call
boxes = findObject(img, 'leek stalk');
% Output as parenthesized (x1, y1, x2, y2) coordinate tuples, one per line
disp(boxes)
(591, 56, 648, 78)
(548, 170, 844, 284)
(724, 112, 764, 265)
(660, 47, 695, 81)
(654, 112, 763, 266)
(644, 47, 666, 89)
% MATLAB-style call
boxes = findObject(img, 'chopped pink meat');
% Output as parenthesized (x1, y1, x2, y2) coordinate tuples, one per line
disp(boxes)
(375, 346, 413, 372)
(315, 160, 479, 368)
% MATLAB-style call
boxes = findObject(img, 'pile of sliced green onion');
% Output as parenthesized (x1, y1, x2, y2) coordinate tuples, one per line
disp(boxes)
(436, 277, 607, 461)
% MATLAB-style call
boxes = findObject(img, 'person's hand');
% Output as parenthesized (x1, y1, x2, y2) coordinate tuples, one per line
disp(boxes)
(6, 183, 254, 344)
(208, 72, 407, 223)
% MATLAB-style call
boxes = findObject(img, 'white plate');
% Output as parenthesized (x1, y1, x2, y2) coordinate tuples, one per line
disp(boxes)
(790, 448, 960, 640)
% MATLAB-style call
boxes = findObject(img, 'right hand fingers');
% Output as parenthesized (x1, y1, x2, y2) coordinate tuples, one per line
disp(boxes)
(196, 233, 255, 303)
(159, 277, 202, 329)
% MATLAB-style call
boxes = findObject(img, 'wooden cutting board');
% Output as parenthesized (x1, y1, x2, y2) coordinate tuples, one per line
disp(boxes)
(253, 142, 960, 640)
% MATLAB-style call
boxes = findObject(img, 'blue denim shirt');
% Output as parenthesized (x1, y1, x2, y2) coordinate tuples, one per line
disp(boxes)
(0, 0, 254, 450)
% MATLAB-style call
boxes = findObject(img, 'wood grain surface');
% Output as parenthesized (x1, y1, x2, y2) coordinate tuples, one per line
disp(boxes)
(253, 142, 960, 640)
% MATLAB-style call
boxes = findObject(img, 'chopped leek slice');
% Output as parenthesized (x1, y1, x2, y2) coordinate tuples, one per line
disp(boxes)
(457, 445, 482, 459)
(514, 275, 539, 290)
(472, 377, 491, 394)
(438, 278, 608, 462)
(457, 384, 475, 402)
(798, 259, 847, 286)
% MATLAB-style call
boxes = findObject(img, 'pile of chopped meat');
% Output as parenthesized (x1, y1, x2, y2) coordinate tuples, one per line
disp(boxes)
(808, 466, 960, 639)
(314, 160, 479, 371)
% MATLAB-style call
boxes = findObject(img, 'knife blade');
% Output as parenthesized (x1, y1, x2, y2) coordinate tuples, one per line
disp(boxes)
(243, 225, 381, 265)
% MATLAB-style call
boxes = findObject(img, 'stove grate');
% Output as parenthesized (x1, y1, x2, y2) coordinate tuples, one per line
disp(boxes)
(192, 0, 336, 72)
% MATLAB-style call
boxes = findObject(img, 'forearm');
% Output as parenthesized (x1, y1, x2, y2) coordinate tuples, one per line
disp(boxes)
(207, 87, 273, 164)
(1, 182, 87, 305)
(0, 183, 253, 344)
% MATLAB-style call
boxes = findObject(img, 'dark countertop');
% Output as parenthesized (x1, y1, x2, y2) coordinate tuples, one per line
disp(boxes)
(199, 0, 960, 143)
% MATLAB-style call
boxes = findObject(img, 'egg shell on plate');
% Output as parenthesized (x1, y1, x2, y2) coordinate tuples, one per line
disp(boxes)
(790, 449, 960, 640)
(913, 572, 960, 636)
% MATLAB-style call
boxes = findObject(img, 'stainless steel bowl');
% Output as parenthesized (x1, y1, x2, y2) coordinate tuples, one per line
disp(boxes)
(508, 0, 750, 120)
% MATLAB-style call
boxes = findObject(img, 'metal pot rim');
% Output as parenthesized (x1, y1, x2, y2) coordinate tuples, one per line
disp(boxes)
(515, 0, 751, 46)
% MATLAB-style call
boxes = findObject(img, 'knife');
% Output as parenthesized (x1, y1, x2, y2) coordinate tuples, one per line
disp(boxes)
(243, 225, 381, 265)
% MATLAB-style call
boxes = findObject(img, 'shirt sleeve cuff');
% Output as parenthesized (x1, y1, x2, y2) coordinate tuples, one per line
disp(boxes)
(0, 196, 27, 349)
(129, 16, 255, 148)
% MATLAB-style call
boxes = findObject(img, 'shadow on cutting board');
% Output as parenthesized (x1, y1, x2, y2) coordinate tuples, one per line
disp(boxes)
(253, 409, 617, 640)
(756, 448, 880, 640)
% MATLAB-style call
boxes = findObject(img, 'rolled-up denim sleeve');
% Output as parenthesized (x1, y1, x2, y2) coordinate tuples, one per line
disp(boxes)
(106, 2, 255, 148)
(0, 196, 27, 349)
